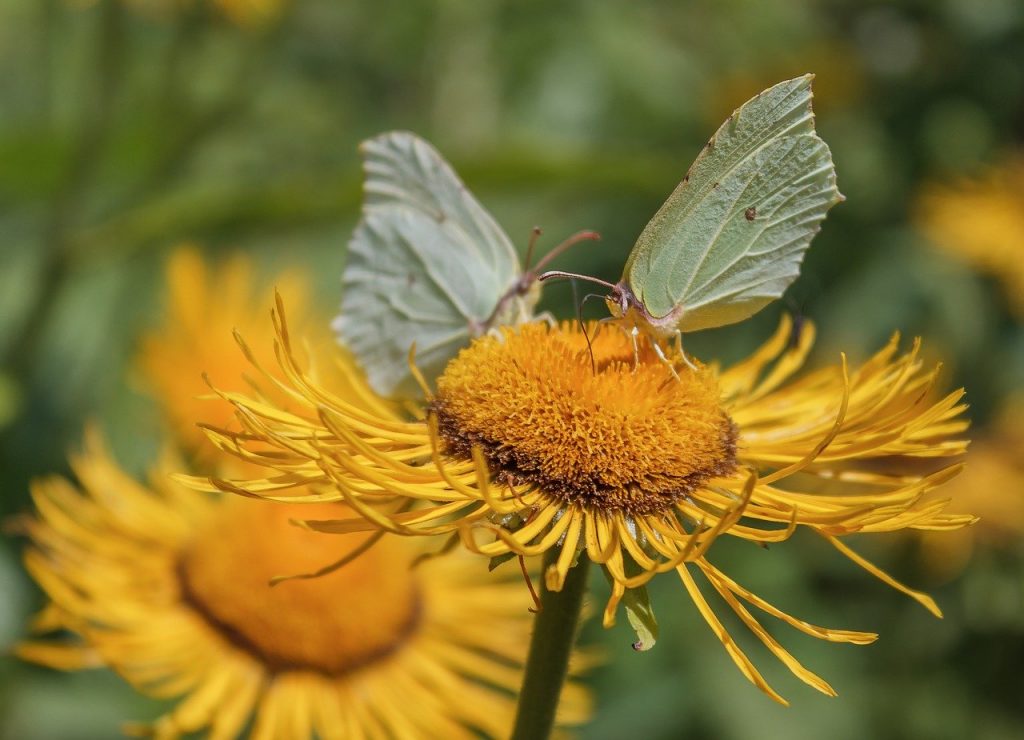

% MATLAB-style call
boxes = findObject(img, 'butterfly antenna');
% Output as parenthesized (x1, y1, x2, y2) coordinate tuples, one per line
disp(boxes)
(530, 230, 601, 275)
(580, 291, 608, 313)
(523, 226, 543, 272)
(538, 270, 618, 292)
(572, 282, 598, 376)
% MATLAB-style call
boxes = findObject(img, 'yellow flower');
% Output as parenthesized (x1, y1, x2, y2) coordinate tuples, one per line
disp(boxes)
(72, 0, 285, 27)
(211, 0, 284, 27)
(137, 246, 387, 464)
(704, 43, 866, 126)
(915, 155, 1024, 318)
(17, 432, 591, 739)
(193, 301, 972, 705)
(917, 396, 1024, 580)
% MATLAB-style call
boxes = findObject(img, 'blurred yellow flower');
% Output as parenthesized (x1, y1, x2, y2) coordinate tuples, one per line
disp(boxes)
(918, 396, 1024, 580)
(17, 432, 591, 739)
(705, 43, 866, 127)
(192, 305, 972, 704)
(137, 247, 388, 464)
(916, 156, 1024, 318)
(211, 0, 284, 28)
(68, 0, 284, 27)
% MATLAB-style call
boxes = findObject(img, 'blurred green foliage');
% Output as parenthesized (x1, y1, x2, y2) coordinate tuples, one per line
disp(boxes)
(1, 0, 1023, 738)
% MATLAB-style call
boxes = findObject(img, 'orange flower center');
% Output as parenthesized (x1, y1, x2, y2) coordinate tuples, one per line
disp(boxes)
(433, 322, 737, 515)
(178, 499, 420, 675)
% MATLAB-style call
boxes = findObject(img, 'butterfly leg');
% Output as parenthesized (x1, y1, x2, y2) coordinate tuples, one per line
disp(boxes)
(674, 331, 698, 371)
(485, 325, 509, 343)
(650, 339, 681, 382)
(534, 310, 557, 328)
(630, 326, 641, 371)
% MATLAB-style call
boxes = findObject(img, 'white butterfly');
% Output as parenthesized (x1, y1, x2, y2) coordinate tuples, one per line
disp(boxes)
(337, 132, 577, 398)
(544, 75, 843, 354)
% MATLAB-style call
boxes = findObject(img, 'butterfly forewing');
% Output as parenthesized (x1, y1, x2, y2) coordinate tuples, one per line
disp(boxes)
(623, 75, 843, 328)
(336, 132, 527, 398)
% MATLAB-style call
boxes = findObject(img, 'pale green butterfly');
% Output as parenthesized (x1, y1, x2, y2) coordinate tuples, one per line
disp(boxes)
(336, 131, 595, 398)
(543, 74, 843, 355)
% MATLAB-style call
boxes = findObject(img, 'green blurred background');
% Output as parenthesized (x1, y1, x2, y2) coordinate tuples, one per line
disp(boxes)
(2, 0, 1023, 737)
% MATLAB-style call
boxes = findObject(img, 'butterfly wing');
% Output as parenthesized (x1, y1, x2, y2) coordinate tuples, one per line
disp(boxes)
(623, 75, 843, 331)
(335, 131, 529, 398)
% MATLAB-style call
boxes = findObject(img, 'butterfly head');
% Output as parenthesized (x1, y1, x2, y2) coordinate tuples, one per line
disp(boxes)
(605, 282, 633, 320)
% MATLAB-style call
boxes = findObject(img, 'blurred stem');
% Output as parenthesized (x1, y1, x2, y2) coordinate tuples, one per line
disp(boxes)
(510, 550, 590, 740)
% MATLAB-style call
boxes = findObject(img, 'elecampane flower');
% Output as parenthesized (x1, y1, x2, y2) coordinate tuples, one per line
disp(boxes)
(17, 432, 590, 739)
(915, 155, 1024, 319)
(137, 246, 386, 462)
(194, 301, 972, 704)
(917, 395, 1024, 580)
(73, 0, 285, 27)
(210, 0, 284, 27)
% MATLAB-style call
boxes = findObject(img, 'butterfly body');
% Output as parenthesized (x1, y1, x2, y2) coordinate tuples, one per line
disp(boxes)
(605, 282, 686, 340)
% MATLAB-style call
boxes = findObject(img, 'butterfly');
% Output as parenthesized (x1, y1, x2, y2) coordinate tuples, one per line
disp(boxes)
(542, 74, 843, 357)
(336, 132, 596, 398)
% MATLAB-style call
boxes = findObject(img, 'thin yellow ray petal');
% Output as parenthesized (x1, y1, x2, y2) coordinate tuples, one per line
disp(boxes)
(13, 641, 101, 670)
(677, 565, 789, 706)
(697, 561, 837, 696)
(718, 315, 793, 401)
(700, 559, 877, 644)
(206, 662, 264, 740)
(759, 355, 850, 485)
(546, 508, 583, 592)
(821, 532, 942, 617)
(602, 578, 626, 628)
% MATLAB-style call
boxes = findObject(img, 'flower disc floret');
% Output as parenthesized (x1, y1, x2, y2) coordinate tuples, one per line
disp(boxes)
(179, 499, 421, 675)
(433, 323, 737, 515)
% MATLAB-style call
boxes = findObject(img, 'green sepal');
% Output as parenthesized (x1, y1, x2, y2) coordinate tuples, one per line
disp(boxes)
(601, 563, 659, 651)
(622, 583, 659, 652)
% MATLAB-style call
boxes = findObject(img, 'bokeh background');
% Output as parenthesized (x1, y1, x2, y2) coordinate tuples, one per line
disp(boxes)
(2, 0, 1023, 737)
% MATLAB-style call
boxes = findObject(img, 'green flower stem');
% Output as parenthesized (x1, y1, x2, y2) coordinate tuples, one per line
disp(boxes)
(510, 550, 591, 740)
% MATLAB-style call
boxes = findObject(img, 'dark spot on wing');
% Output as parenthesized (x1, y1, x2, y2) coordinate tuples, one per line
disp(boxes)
(713, 182, 719, 189)
(744, 207, 757, 221)
(407, 274, 417, 287)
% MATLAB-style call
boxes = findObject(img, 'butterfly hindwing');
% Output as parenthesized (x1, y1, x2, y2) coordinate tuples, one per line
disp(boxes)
(336, 132, 529, 398)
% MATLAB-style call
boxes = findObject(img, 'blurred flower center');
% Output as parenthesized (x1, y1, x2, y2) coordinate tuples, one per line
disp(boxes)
(433, 322, 737, 515)
(178, 500, 420, 675)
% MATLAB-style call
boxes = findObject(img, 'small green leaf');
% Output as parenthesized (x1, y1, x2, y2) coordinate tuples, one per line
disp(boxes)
(602, 561, 660, 651)
(622, 584, 659, 652)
